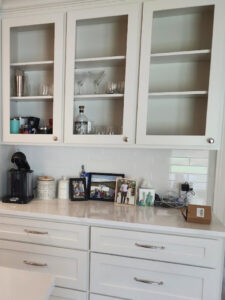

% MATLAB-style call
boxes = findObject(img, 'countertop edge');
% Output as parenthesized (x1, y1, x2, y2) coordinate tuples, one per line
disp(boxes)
(0, 208, 225, 239)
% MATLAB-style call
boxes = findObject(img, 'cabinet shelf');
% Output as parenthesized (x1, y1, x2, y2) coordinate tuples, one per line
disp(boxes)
(148, 91, 208, 98)
(10, 61, 54, 71)
(74, 94, 124, 99)
(75, 56, 126, 68)
(151, 50, 211, 64)
(11, 96, 53, 101)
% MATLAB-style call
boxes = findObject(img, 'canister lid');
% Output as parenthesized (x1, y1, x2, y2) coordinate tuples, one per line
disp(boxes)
(38, 176, 55, 181)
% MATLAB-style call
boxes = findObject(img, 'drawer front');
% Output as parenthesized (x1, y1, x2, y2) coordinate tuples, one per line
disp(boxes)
(50, 287, 87, 300)
(90, 253, 220, 300)
(0, 216, 89, 250)
(91, 227, 222, 268)
(90, 295, 123, 300)
(0, 240, 88, 291)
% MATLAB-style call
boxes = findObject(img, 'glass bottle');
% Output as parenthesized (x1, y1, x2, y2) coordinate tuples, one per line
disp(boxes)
(74, 105, 89, 134)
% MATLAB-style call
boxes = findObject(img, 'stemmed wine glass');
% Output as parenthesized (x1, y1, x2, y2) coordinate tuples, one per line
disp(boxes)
(88, 70, 105, 94)
(75, 72, 87, 95)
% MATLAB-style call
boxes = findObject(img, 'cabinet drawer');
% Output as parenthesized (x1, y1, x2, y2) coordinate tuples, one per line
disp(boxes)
(90, 253, 220, 300)
(91, 227, 222, 268)
(0, 216, 89, 250)
(50, 287, 87, 300)
(0, 240, 88, 291)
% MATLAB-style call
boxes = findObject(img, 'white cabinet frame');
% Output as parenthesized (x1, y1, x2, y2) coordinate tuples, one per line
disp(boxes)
(2, 13, 65, 144)
(136, 0, 225, 148)
(64, 4, 141, 145)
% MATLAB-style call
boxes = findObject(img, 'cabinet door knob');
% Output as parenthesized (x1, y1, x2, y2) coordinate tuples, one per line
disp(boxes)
(207, 138, 215, 144)
(123, 136, 128, 143)
(53, 136, 58, 141)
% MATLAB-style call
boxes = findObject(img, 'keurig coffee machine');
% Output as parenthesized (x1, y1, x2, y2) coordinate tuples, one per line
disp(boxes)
(3, 152, 34, 204)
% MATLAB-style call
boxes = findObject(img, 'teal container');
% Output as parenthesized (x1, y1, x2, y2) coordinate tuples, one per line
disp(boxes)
(10, 118, 20, 134)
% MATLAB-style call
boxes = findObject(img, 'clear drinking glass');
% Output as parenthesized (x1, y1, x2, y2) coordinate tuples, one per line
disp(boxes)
(75, 72, 88, 95)
(88, 70, 105, 94)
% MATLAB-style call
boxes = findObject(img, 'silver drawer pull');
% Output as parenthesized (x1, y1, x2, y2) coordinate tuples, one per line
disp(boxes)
(24, 229, 48, 235)
(23, 260, 47, 267)
(134, 277, 163, 285)
(135, 242, 165, 250)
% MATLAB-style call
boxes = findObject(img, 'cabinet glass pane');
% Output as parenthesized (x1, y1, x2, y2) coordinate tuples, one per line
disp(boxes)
(10, 24, 55, 135)
(73, 16, 127, 136)
(147, 5, 214, 136)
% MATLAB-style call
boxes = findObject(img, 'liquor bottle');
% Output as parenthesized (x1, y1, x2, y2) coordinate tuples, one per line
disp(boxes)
(74, 105, 89, 134)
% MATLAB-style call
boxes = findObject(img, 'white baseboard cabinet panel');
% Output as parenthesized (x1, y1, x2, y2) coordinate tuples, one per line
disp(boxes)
(0, 240, 88, 291)
(90, 253, 220, 300)
(50, 287, 88, 300)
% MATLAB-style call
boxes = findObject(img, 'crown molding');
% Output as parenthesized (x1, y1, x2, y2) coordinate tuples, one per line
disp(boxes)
(1, 0, 135, 13)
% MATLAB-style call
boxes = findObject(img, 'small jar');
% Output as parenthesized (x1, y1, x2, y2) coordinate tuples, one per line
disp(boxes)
(37, 176, 56, 200)
(58, 176, 69, 199)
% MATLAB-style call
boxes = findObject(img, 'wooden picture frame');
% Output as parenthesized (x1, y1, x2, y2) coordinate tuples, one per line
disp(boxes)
(115, 178, 137, 206)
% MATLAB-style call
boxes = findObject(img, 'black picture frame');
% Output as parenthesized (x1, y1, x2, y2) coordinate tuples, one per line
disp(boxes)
(88, 172, 124, 201)
(69, 178, 87, 201)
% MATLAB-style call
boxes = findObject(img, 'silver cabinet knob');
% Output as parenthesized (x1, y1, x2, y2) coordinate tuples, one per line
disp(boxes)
(53, 136, 58, 141)
(207, 138, 215, 144)
(123, 136, 128, 142)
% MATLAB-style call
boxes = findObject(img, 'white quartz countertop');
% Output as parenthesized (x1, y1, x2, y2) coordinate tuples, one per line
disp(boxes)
(0, 266, 54, 300)
(0, 199, 225, 238)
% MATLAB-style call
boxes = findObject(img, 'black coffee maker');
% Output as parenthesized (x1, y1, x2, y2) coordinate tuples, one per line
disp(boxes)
(3, 152, 34, 204)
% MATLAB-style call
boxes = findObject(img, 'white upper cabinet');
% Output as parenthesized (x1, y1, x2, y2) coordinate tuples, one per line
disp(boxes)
(136, 0, 225, 148)
(2, 13, 65, 144)
(64, 3, 141, 144)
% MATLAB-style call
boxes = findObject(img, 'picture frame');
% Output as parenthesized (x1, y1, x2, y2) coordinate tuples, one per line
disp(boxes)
(115, 178, 137, 206)
(88, 172, 124, 201)
(69, 178, 87, 201)
(138, 188, 155, 206)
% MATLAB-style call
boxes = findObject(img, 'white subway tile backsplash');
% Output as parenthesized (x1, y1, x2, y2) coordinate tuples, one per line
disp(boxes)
(10, 146, 210, 205)
(170, 157, 189, 166)
(171, 150, 209, 158)
(188, 174, 208, 183)
(170, 165, 208, 175)
(189, 158, 208, 167)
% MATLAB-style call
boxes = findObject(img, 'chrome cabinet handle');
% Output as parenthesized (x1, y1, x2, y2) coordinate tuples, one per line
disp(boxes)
(123, 136, 128, 142)
(135, 242, 165, 250)
(23, 260, 47, 267)
(24, 229, 48, 235)
(134, 277, 163, 285)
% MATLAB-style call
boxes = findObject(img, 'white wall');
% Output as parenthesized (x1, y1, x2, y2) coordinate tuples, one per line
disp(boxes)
(10, 145, 211, 203)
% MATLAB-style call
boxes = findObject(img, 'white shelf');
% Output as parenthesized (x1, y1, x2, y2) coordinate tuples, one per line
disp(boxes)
(11, 96, 53, 101)
(151, 50, 211, 64)
(10, 61, 54, 71)
(74, 94, 124, 99)
(148, 91, 208, 98)
(75, 56, 126, 68)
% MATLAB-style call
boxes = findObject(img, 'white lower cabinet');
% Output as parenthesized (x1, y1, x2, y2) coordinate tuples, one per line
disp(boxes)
(90, 253, 220, 300)
(0, 239, 88, 290)
(50, 287, 87, 300)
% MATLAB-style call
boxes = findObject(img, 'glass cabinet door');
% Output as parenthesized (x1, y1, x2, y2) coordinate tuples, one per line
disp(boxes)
(65, 4, 141, 144)
(2, 13, 64, 143)
(137, 0, 225, 148)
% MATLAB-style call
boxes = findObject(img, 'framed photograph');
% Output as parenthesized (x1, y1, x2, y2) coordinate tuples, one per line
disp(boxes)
(88, 172, 124, 201)
(138, 188, 155, 206)
(115, 178, 137, 206)
(69, 178, 87, 201)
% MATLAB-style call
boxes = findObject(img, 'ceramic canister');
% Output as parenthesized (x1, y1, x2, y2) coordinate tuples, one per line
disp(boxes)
(58, 176, 69, 199)
(37, 176, 56, 200)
